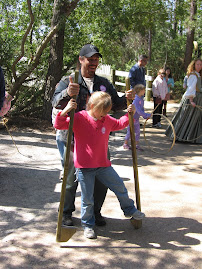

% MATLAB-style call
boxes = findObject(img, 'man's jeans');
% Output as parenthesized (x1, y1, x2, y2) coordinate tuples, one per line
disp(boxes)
(76, 167, 137, 228)
(56, 130, 108, 216)
(56, 129, 68, 167)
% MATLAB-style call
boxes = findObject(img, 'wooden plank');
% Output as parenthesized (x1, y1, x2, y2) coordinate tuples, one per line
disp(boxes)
(115, 81, 126, 86)
(115, 70, 129, 77)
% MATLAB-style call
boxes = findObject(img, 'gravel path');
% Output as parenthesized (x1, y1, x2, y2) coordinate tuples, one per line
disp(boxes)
(0, 101, 201, 269)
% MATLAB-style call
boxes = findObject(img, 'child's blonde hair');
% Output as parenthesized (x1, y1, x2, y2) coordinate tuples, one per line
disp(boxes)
(87, 91, 112, 113)
(134, 84, 145, 94)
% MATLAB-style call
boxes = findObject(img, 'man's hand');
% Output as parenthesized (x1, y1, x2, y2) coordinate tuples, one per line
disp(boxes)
(67, 76, 80, 97)
(126, 89, 135, 100)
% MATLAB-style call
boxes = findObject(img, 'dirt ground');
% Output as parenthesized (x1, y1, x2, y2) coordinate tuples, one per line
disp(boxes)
(0, 101, 201, 269)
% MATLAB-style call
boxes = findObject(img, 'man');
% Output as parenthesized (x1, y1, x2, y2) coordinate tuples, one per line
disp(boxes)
(129, 55, 148, 88)
(52, 44, 135, 227)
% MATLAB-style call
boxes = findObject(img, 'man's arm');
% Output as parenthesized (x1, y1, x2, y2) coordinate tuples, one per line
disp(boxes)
(99, 76, 136, 112)
(106, 81, 127, 111)
(51, 77, 71, 108)
(51, 75, 80, 109)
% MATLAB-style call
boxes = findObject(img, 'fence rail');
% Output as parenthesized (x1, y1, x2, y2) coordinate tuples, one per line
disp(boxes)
(96, 65, 153, 100)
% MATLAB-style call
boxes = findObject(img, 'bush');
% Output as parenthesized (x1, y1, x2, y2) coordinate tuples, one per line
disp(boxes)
(171, 80, 185, 101)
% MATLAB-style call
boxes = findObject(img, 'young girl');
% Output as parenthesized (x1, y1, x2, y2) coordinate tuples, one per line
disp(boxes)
(184, 59, 202, 107)
(164, 67, 174, 116)
(152, 69, 168, 127)
(54, 91, 145, 239)
(123, 84, 151, 151)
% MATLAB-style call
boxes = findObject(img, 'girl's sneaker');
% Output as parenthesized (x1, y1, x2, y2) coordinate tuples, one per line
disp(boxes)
(123, 144, 131, 150)
(131, 210, 145, 220)
(84, 227, 97, 239)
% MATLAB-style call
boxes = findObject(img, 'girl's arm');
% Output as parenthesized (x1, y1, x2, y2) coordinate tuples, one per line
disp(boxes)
(60, 99, 77, 116)
(110, 114, 129, 132)
(54, 99, 77, 130)
(109, 104, 135, 131)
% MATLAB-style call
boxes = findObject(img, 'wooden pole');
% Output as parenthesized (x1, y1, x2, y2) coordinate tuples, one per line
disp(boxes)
(145, 70, 153, 101)
(125, 77, 142, 229)
(56, 70, 79, 242)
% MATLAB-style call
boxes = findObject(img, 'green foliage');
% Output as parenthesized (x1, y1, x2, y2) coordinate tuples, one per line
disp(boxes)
(171, 79, 186, 101)
(0, 0, 201, 118)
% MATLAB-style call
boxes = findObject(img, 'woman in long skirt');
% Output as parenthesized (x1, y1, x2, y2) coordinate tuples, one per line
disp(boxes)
(166, 59, 202, 144)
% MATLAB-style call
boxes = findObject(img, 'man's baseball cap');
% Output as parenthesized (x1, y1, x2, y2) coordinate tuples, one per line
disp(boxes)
(79, 44, 102, 58)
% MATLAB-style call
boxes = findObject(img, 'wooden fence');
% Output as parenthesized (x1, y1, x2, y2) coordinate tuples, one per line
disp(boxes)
(96, 65, 153, 101)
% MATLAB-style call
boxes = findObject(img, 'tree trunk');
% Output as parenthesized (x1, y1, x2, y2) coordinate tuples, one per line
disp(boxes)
(148, 29, 152, 63)
(42, 0, 67, 120)
(184, 0, 197, 71)
(172, 0, 179, 38)
(42, 0, 80, 120)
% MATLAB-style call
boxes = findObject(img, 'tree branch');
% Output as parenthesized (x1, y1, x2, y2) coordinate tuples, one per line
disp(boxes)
(10, 0, 80, 97)
(11, 0, 34, 80)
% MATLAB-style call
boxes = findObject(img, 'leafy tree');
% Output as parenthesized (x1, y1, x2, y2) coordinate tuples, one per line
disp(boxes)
(0, 0, 201, 120)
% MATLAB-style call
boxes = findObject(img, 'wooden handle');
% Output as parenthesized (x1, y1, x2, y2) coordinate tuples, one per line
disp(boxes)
(56, 70, 79, 241)
(125, 78, 142, 229)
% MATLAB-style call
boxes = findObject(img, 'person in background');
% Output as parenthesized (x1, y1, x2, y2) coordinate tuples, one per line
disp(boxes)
(51, 44, 135, 227)
(184, 59, 202, 107)
(54, 91, 145, 239)
(123, 84, 151, 151)
(0, 66, 6, 112)
(183, 75, 188, 89)
(163, 67, 174, 116)
(152, 69, 168, 128)
(166, 58, 202, 143)
(129, 55, 148, 88)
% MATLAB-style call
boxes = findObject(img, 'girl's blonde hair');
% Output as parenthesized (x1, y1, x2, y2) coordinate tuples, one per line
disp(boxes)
(187, 58, 202, 76)
(134, 84, 145, 94)
(87, 91, 112, 113)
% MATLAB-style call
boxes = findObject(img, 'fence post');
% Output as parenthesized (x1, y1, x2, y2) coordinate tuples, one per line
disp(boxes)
(111, 69, 115, 85)
(145, 70, 153, 101)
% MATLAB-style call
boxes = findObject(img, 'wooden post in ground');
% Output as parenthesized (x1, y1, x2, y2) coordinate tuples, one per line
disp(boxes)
(145, 70, 153, 101)
(125, 77, 142, 229)
(56, 70, 79, 242)
(111, 69, 115, 85)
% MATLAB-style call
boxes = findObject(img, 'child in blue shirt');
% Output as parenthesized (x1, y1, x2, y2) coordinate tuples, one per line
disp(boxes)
(123, 84, 151, 151)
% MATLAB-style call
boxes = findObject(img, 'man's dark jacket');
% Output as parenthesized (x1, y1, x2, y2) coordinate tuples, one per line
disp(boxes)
(52, 70, 127, 112)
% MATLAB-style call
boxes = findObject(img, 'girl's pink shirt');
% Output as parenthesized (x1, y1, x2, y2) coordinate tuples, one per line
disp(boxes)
(54, 110, 129, 168)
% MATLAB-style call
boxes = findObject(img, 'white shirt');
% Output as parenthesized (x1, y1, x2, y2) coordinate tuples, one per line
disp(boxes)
(184, 71, 200, 98)
(83, 77, 94, 93)
(152, 75, 168, 100)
